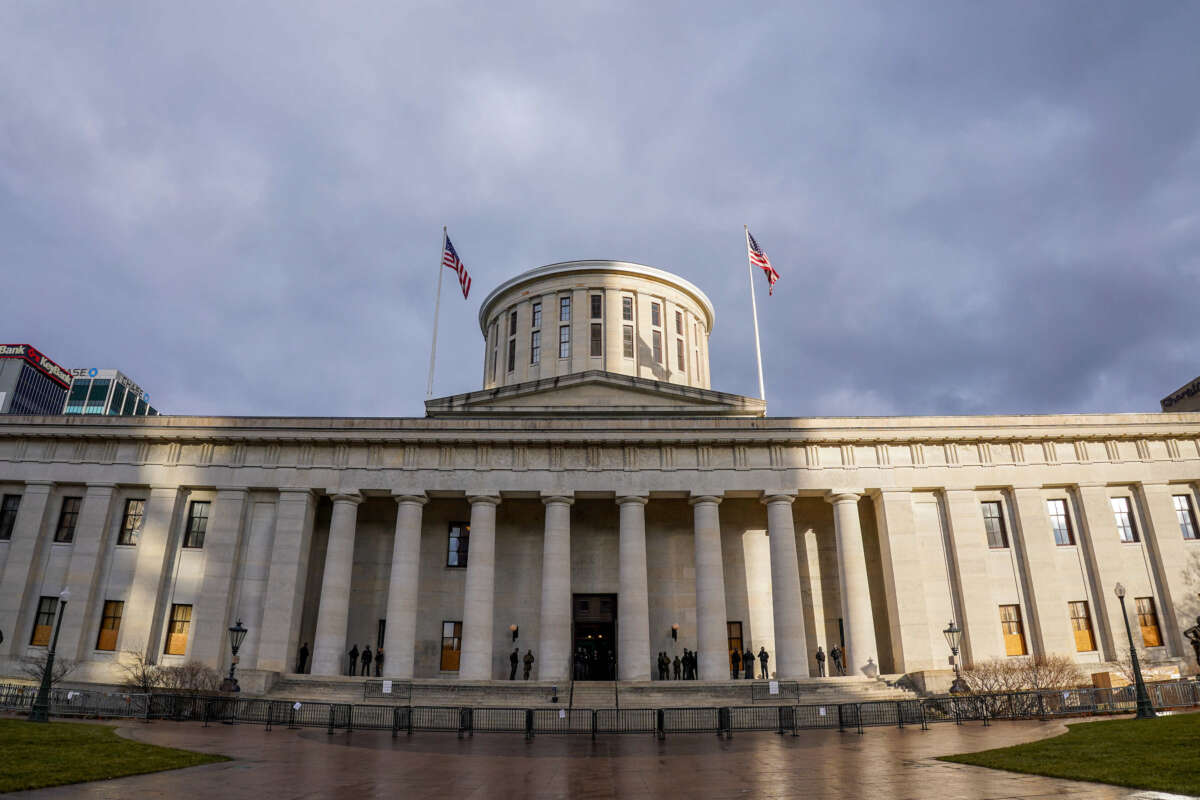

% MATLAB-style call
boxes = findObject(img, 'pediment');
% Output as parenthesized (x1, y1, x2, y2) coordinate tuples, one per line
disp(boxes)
(425, 371, 765, 418)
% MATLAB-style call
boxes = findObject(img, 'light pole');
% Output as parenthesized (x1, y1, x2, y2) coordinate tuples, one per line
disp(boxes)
(225, 619, 248, 691)
(943, 620, 969, 694)
(29, 588, 70, 723)
(1114, 583, 1156, 719)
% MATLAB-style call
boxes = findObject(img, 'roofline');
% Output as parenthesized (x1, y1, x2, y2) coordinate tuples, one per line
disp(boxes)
(476, 261, 716, 335)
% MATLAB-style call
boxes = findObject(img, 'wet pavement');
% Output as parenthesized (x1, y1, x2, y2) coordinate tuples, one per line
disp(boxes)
(14, 718, 1193, 799)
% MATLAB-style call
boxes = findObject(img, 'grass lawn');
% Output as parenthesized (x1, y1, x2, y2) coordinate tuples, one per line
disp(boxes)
(940, 712, 1200, 796)
(0, 718, 228, 793)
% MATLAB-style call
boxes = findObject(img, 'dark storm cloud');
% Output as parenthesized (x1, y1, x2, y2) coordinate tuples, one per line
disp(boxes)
(2, 2, 1198, 417)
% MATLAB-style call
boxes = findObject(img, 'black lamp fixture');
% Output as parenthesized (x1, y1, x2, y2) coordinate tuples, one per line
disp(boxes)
(1114, 583, 1156, 719)
(510, 624, 519, 642)
(671, 623, 679, 641)
(226, 619, 248, 688)
(942, 620, 969, 693)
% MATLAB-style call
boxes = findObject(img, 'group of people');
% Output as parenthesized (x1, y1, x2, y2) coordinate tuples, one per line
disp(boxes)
(813, 645, 846, 676)
(730, 647, 770, 679)
(656, 649, 698, 680)
(509, 648, 536, 680)
(346, 644, 384, 677)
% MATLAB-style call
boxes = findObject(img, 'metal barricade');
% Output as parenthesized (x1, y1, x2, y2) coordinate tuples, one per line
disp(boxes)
(751, 681, 798, 702)
(659, 707, 720, 735)
(362, 680, 412, 702)
(793, 703, 839, 730)
(594, 708, 656, 734)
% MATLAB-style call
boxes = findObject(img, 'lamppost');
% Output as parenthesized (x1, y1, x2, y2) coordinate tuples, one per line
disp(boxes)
(29, 588, 70, 722)
(943, 620, 969, 694)
(1114, 583, 1156, 719)
(225, 619, 248, 691)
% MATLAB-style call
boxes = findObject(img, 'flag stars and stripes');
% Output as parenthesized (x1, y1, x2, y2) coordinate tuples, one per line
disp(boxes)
(442, 236, 472, 298)
(746, 230, 780, 295)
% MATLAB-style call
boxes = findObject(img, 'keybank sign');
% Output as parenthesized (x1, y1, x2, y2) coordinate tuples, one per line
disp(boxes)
(0, 344, 72, 388)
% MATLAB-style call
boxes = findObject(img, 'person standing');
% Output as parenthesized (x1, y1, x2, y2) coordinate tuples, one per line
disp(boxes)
(523, 649, 535, 680)
(830, 645, 845, 676)
(673, 654, 681, 680)
(815, 646, 826, 677)
(758, 647, 769, 679)
(730, 648, 741, 679)
(743, 648, 754, 679)
(510, 648, 520, 680)
(361, 645, 373, 677)
(374, 647, 384, 677)
(296, 642, 310, 674)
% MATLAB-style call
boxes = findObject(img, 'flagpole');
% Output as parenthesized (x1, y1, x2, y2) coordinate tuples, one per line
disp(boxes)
(744, 225, 766, 403)
(426, 226, 447, 400)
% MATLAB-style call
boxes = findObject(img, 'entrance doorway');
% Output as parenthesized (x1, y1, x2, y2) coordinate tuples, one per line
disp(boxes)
(572, 594, 617, 681)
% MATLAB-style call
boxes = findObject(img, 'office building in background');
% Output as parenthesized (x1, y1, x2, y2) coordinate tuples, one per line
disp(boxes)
(0, 344, 72, 415)
(64, 368, 159, 416)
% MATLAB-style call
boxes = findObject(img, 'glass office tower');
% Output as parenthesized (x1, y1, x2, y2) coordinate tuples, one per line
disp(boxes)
(63, 369, 159, 416)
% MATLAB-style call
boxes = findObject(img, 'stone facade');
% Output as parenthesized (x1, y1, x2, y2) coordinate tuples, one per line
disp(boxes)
(1, 262, 1198, 691)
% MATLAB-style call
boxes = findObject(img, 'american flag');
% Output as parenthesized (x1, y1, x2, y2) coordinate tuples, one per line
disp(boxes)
(442, 235, 472, 299)
(746, 230, 780, 295)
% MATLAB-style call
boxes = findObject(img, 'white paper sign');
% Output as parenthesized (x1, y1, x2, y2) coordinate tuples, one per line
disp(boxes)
(382, 680, 393, 694)
(67, 691, 76, 700)
(768, 681, 779, 695)
(293, 702, 302, 711)
(1063, 691, 1070, 700)
(559, 708, 566, 719)
(818, 707, 826, 716)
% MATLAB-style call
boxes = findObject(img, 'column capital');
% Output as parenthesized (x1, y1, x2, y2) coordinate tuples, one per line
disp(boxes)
(760, 490, 797, 506)
(392, 491, 429, 506)
(328, 491, 363, 505)
(867, 487, 912, 499)
(688, 493, 723, 506)
(467, 493, 502, 507)
(616, 492, 649, 506)
(825, 489, 863, 505)
(540, 492, 575, 506)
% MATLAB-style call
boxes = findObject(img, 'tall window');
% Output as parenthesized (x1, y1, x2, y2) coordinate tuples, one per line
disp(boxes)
(54, 496, 82, 543)
(590, 294, 602, 319)
(727, 621, 743, 658)
(118, 499, 145, 546)
(440, 621, 463, 671)
(1047, 499, 1074, 545)
(999, 604, 1027, 656)
(622, 296, 633, 321)
(506, 309, 518, 373)
(1173, 494, 1198, 540)
(183, 501, 210, 548)
(590, 323, 603, 357)
(531, 301, 541, 329)
(981, 501, 1008, 548)
(96, 600, 124, 651)
(652, 330, 663, 364)
(675, 310, 683, 335)
(165, 604, 192, 655)
(1135, 597, 1162, 647)
(559, 296, 571, 322)
(508, 309, 518, 337)
(676, 338, 685, 371)
(650, 301, 661, 327)
(559, 325, 570, 358)
(622, 325, 634, 359)
(447, 522, 469, 567)
(530, 330, 541, 365)
(506, 339, 516, 372)
(0, 494, 20, 540)
(490, 323, 498, 382)
(30, 596, 58, 646)
(1069, 601, 1096, 652)
(1111, 497, 1138, 542)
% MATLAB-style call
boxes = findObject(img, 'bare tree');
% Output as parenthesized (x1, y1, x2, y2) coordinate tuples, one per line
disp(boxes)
(18, 653, 77, 686)
(1020, 654, 1085, 690)
(119, 651, 161, 694)
(157, 662, 221, 695)
(1114, 647, 1152, 685)
(962, 654, 1085, 693)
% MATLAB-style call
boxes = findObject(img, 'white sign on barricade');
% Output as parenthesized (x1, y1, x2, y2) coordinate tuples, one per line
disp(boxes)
(382, 680, 393, 694)
(768, 681, 779, 695)
(818, 707, 826, 716)
(293, 702, 302, 711)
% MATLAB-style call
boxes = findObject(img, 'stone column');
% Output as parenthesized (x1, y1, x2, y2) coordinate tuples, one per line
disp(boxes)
(310, 492, 363, 676)
(0, 482, 54, 658)
(763, 492, 808, 678)
(190, 488, 250, 670)
(121, 486, 185, 660)
(1009, 486, 1075, 657)
(257, 489, 317, 673)
(382, 493, 428, 679)
(870, 488, 935, 672)
(690, 494, 728, 680)
(1074, 484, 1128, 660)
(537, 493, 574, 681)
(826, 490, 878, 676)
(459, 493, 501, 680)
(57, 483, 118, 662)
(617, 493, 651, 681)
(1134, 482, 1190, 655)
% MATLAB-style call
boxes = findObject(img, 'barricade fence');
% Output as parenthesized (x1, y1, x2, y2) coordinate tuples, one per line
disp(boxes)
(1, 679, 1196, 737)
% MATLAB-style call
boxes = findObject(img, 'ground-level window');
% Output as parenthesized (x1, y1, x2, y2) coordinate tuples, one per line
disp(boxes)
(999, 604, 1027, 656)
(1069, 600, 1095, 652)
(1047, 499, 1074, 545)
(1173, 494, 1198, 540)
(440, 621, 462, 671)
(727, 621, 743, 659)
(165, 604, 192, 655)
(981, 501, 1008, 548)
(96, 600, 124, 651)
(30, 596, 58, 646)
(1136, 597, 1162, 647)
(447, 522, 469, 567)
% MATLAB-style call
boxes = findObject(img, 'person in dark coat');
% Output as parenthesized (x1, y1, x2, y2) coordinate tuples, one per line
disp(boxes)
(374, 647, 384, 677)
(510, 648, 520, 680)
(730, 648, 741, 679)
(361, 646, 373, 677)
(296, 642, 310, 674)
(523, 649, 535, 679)
(815, 646, 826, 677)
(758, 647, 769, 679)
(348, 645, 359, 676)
(673, 654, 681, 680)
(830, 645, 845, 676)
(743, 648, 754, 679)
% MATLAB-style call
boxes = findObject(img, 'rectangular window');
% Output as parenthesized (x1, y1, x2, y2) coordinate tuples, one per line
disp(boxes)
(981, 501, 1008, 548)
(676, 338, 685, 371)
(590, 323, 603, 357)
(54, 496, 82, 543)
(651, 302, 661, 327)
(447, 522, 469, 567)
(530, 330, 541, 365)
(508, 309, 518, 337)
(1069, 601, 1096, 652)
(118, 499, 145, 546)
(622, 326, 634, 359)
(1112, 497, 1138, 543)
(96, 600, 124, 651)
(1047, 499, 1074, 546)
(652, 330, 663, 364)
(675, 310, 683, 335)
(1136, 597, 1162, 647)
(30, 596, 58, 646)
(66, 380, 89, 414)
(506, 339, 516, 372)
(440, 621, 463, 671)
(85, 379, 110, 414)
(559, 296, 571, 322)
(108, 383, 126, 416)
(590, 294, 602, 319)
(559, 325, 570, 358)
(0, 494, 20, 540)
(727, 621, 743, 658)
(622, 296, 633, 321)
(165, 604, 192, 655)
(1173, 494, 1198, 540)
(531, 302, 541, 329)
(999, 604, 1027, 656)
(183, 501, 210, 548)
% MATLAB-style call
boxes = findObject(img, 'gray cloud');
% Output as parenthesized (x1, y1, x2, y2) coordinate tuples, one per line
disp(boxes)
(2, 2, 1198, 417)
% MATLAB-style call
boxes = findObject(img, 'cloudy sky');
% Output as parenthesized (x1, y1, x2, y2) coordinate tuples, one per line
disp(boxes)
(3, 2, 1198, 418)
